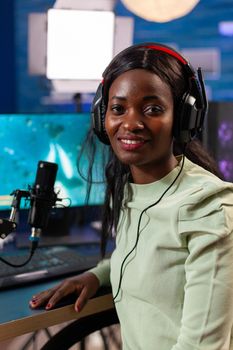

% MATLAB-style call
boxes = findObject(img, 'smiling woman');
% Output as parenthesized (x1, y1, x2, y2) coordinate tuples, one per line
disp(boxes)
(29, 43, 233, 350)
(105, 69, 176, 184)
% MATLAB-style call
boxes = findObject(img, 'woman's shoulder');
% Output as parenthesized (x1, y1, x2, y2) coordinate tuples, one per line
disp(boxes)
(183, 157, 233, 191)
(178, 158, 233, 237)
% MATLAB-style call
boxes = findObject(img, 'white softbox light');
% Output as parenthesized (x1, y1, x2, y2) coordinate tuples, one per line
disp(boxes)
(46, 9, 115, 80)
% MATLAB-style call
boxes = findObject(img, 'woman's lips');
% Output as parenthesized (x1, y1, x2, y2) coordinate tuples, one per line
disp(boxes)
(119, 138, 147, 151)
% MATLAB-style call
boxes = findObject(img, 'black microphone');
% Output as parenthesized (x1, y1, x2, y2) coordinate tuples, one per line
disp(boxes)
(28, 161, 58, 242)
(0, 161, 59, 267)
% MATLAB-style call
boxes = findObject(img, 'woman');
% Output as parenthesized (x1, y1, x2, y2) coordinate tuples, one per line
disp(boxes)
(30, 43, 233, 349)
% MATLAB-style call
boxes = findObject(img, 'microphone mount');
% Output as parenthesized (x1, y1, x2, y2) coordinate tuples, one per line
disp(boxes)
(0, 189, 31, 239)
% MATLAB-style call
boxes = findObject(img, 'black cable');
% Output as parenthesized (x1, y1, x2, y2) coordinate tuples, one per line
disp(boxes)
(113, 154, 186, 301)
(0, 240, 38, 267)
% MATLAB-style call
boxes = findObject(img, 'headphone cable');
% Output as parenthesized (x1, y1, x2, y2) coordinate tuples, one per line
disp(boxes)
(113, 154, 186, 302)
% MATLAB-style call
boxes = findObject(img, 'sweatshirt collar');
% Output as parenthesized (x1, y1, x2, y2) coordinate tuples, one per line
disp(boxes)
(127, 156, 187, 201)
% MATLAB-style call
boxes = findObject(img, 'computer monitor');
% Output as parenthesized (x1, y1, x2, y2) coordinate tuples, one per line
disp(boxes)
(0, 113, 105, 236)
(207, 102, 233, 182)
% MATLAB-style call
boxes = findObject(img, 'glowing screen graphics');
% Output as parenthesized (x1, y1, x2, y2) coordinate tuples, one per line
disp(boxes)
(0, 114, 105, 209)
(217, 118, 233, 181)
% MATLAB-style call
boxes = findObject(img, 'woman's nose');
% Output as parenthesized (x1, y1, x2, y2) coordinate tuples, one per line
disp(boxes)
(122, 112, 144, 131)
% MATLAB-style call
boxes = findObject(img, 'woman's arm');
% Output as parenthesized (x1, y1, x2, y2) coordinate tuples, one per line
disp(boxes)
(173, 191, 233, 350)
(89, 258, 111, 286)
(29, 259, 111, 312)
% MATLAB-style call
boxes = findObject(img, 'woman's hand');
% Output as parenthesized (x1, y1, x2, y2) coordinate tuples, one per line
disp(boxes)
(29, 272, 100, 312)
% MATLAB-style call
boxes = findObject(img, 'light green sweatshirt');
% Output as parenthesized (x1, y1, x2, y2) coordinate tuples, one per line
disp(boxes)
(91, 158, 233, 350)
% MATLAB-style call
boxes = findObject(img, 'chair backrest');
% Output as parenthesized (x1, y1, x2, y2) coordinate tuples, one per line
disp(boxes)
(41, 307, 119, 350)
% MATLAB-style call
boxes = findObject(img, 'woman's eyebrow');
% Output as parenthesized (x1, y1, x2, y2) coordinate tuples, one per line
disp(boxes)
(143, 95, 160, 101)
(110, 96, 127, 101)
(110, 95, 161, 101)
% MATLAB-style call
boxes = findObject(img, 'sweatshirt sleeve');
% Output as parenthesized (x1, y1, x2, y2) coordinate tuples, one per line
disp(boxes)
(172, 187, 233, 350)
(89, 259, 111, 287)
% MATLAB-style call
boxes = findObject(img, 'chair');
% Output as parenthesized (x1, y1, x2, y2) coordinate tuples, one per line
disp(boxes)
(40, 307, 119, 350)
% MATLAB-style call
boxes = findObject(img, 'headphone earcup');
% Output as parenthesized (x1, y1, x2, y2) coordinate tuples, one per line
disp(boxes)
(173, 92, 200, 144)
(91, 83, 110, 145)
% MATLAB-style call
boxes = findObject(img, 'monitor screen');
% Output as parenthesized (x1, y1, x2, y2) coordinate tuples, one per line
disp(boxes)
(0, 113, 105, 210)
(207, 102, 233, 182)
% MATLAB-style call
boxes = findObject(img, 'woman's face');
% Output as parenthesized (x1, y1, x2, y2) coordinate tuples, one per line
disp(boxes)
(105, 68, 177, 184)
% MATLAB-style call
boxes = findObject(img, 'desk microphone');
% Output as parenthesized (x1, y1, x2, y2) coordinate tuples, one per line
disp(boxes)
(28, 160, 58, 243)
(0, 160, 59, 267)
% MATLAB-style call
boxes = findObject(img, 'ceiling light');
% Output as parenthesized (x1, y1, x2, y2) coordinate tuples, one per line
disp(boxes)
(121, 0, 200, 22)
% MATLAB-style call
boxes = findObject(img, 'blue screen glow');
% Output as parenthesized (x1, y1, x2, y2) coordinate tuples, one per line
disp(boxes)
(0, 113, 105, 209)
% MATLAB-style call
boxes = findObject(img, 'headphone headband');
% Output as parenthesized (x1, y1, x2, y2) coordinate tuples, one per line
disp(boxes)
(91, 42, 208, 145)
(144, 44, 188, 65)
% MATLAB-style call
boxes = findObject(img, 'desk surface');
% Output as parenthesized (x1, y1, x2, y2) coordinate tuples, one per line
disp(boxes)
(0, 226, 114, 342)
(0, 279, 114, 342)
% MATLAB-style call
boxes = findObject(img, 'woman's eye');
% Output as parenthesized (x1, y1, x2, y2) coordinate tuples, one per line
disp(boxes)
(144, 105, 164, 115)
(110, 105, 124, 114)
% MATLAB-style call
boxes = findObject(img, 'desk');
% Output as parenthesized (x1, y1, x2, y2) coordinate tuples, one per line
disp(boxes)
(0, 279, 114, 342)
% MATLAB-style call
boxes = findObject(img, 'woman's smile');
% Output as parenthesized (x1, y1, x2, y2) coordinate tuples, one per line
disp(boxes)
(118, 136, 147, 150)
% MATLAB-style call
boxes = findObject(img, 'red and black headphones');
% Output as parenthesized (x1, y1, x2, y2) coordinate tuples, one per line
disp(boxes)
(91, 43, 208, 145)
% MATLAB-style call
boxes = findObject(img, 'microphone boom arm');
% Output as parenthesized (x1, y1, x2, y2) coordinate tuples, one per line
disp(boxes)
(0, 189, 30, 239)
